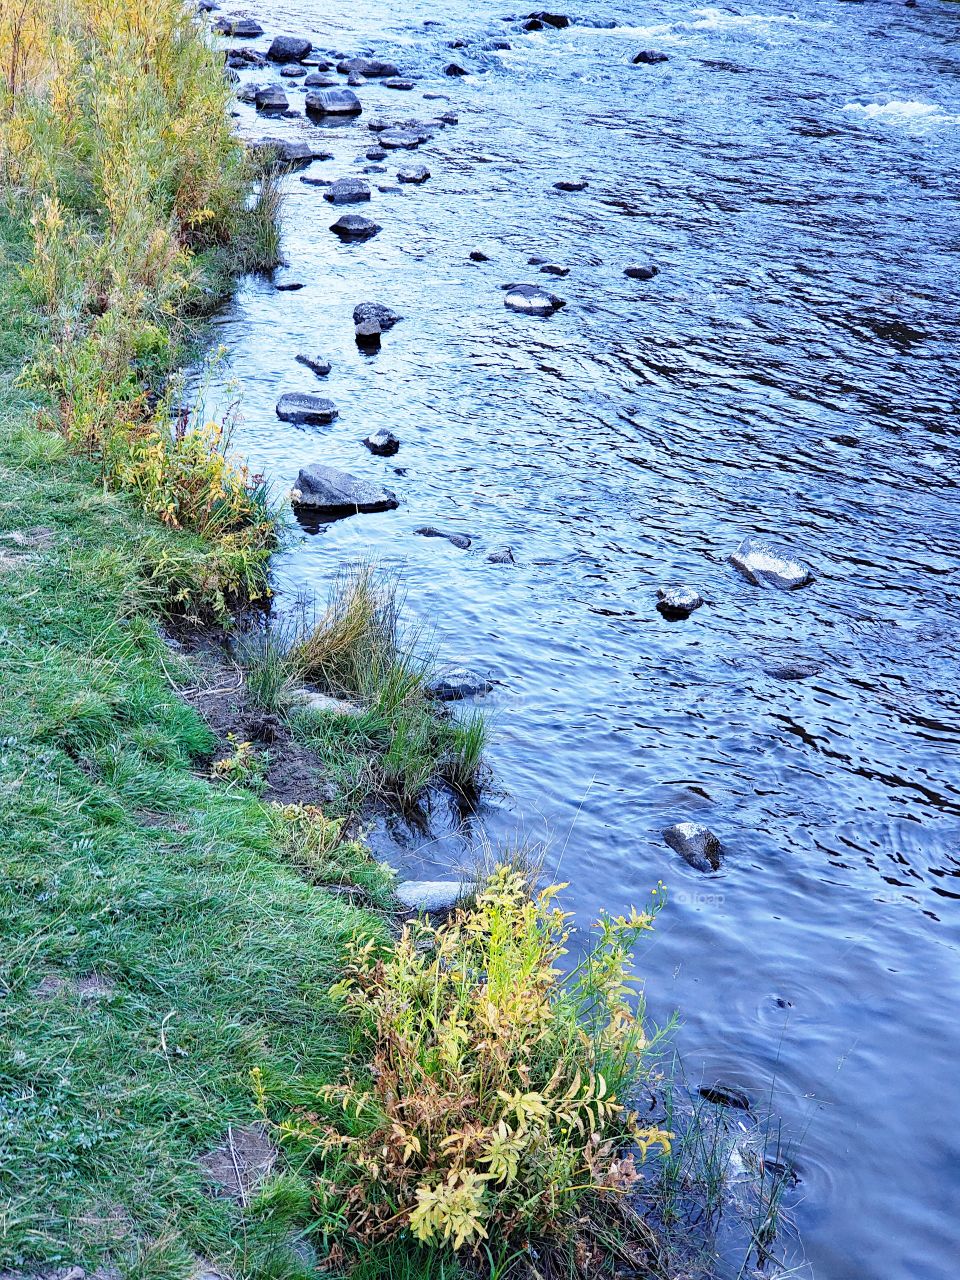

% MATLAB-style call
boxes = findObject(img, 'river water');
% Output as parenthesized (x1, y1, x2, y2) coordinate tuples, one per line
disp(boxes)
(202, 1, 960, 1274)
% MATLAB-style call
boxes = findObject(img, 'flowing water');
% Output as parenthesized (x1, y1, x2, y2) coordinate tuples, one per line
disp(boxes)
(201, 1, 960, 1273)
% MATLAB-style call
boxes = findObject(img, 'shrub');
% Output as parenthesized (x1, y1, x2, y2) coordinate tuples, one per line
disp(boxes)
(261, 868, 671, 1270)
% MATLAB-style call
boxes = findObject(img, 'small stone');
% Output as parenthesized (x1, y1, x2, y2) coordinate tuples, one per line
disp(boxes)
(366, 146, 388, 160)
(487, 547, 515, 564)
(323, 177, 371, 204)
(330, 214, 381, 239)
(729, 537, 815, 590)
(275, 280, 304, 291)
(539, 263, 569, 276)
(426, 666, 493, 701)
(625, 262, 659, 280)
(355, 321, 382, 350)
(470, 248, 491, 262)
(354, 301, 402, 330)
(699, 1083, 751, 1110)
(379, 128, 423, 149)
(363, 428, 400, 456)
(303, 72, 339, 87)
(306, 87, 363, 116)
(656, 586, 703, 618)
(295, 354, 332, 377)
(267, 35, 312, 63)
(384, 77, 415, 90)
(765, 659, 824, 681)
(633, 48, 669, 64)
(397, 165, 430, 184)
(396, 880, 468, 913)
(444, 62, 470, 76)
(279, 64, 306, 78)
(415, 526, 471, 550)
(526, 10, 571, 27)
(554, 178, 588, 192)
(504, 283, 565, 316)
(663, 822, 723, 873)
(276, 393, 338, 425)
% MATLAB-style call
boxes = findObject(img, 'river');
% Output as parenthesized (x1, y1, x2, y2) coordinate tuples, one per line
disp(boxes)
(201, 1, 960, 1274)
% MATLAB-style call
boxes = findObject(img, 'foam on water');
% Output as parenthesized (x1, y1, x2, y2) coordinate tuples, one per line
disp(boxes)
(843, 99, 958, 129)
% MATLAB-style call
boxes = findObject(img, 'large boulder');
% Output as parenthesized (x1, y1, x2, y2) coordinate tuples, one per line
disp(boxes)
(337, 57, 401, 77)
(444, 62, 470, 76)
(267, 35, 312, 63)
(306, 87, 362, 116)
(353, 302, 402, 330)
(663, 822, 722, 873)
(291, 464, 399, 516)
(276, 393, 338, 425)
(426, 666, 493, 701)
(323, 177, 371, 204)
(330, 214, 381, 239)
(504, 283, 565, 316)
(729, 537, 815, 590)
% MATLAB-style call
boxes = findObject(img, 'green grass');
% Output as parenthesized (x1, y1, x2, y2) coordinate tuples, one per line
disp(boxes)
(0, 214, 392, 1279)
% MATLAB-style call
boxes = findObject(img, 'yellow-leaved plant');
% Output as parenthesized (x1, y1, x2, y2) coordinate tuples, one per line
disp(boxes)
(262, 866, 672, 1268)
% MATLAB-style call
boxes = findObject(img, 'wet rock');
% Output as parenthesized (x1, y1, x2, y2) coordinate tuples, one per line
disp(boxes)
(633, 49, 669, 64)
(295, 354, 332, 377)
(396, 880, 468, 913)
(275, 280, 304, 291)
(213, 16, 263, 36)
(330, 213, 381, 239)
(354, 301, 402, 330)
(699, 1083, 751, 1110)
(625, 262, 659, 280)
(397, 164, 430, 184)
(415, 526, 472, 550)
(347, 70, 366, 86)
(364, 164, 387, 174)
(323, 177, 371, 203)
(528, 255, 548, 265)
(303, 71, 339, 87)
(765, 659, 824, 681)
(366, 146, 387, 160)
(227, 46, 267, 67)
(378, 184, 404, 194)
(355, 321, 382, 350)
(305, 87, 362, 116)
(276, 393, 338, 425)
(448, 38, 469, 48)
(363, 428, 400, 456)
(280, 64, 307, 78)
(522, 18, 545, 29)
(729, 536, 815, 590)
(384, 77, 415, 90)
(267, 35, 312, 63)
(337, 57, 401, 77)
(663, 822, 723, 873)
(527, 10, 570, 27)
(300, 176, 330, 187)
(488, 546, 515, 563)
(255, 86, 288, 112)
(251, 137, 329, 168)
(291, 464, 399, 515)
(485, 38, 512, 50)
(504, 283, 566, 316)
(379, 128, 423, 149)
(656, 586, 704, 618)
(427, 666, 494, 701)
(236, 82, 261, 103)
(439, 111, 459, 124)
(470, 248, 491, 261)
(554, 178, 588, 191)
(444, 61, 470, 75)
(539, 263, 569, 276)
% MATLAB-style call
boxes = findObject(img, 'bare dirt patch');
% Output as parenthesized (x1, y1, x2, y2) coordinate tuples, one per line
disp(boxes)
(198, 1122, 277, 1204)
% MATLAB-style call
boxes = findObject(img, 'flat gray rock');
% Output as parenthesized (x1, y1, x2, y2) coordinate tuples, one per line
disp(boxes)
(292, 464, 399, 516)
(337, 57, 401, 77)
(276, 393, 338, 425)
(397, 165, 431, 184)
(663, 822, 723, 873)
(323, 177, 371, 204)
(625, 262, 659, 280)
(378, 128, 423, 150)
(254, 86, 288, 112)
(330, 214, 381, 239)
(396, 880, 468, 913)
(305, 87, 362, 116)
(384, 78, 415, 90)
(729, 537, 815, 590)
(303, 72, 339, 87)
(426, 666, 493, 701)
(504, 283, 565, 316)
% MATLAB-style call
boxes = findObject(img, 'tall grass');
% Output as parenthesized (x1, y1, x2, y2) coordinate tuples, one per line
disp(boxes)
(0, 0, 282, 619)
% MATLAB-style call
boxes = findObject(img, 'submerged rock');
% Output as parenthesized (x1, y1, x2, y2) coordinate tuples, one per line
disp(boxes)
(765, 659, 824, 681)
(323, 177, 371, 204)
(396, 880, 469, 913)
(527, 10, 571, 27)
(444, 61, 470, 76)
(338, 57, 401, 77)
(504, 283, 565, 316)
(347, 70, 366, 86)
(276, 393, 338, 425)
(415, 526, 472, 549)
(656, 586, 704, 618)
(385, 77, 415, 90)
(633, 49, 669, 64)
(427, 666, 494, 701)
(729, 537, 815, 590)
(663, 822, 723, 872)
(330, 214, 381, 239)
(539, 263, 569, 276)
(280, 64, 307, 78)
(363, 428, 400, 455)
(487, 546, 516, 564)
(292, 464, 399, 515)
(625, 262, 659, 280)
(470, 248, 491, 261)
(554, 178, 588, 192)
(353, 301, 402, 330)
(699, 1083, 751, 1111)
(267, 35, 312, 63)
(397, 165, 431, 184)
(305, 87, 362, 116)
(295, 353, 332, 377)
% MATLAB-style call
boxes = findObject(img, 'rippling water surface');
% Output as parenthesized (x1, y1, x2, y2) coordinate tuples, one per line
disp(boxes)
(202, 1, 960, 1273)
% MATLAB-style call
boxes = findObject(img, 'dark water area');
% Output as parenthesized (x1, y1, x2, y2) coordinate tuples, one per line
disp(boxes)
(201, 1, 960, 1274)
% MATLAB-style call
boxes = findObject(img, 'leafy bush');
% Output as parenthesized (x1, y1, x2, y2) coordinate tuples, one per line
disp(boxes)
(261, 868, 671, 1269)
